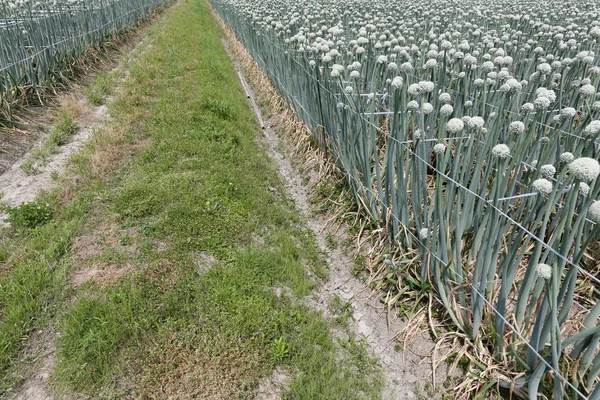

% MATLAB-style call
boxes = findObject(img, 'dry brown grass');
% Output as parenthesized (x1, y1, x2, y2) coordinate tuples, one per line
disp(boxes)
(128, 331, 262, 400)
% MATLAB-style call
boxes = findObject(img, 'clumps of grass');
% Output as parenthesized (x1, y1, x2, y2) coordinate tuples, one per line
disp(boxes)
(21, 112, 78, 175)
(85, 72, 116, 106)
(3, 200, 53, 229)
(202, 97, 233, 120)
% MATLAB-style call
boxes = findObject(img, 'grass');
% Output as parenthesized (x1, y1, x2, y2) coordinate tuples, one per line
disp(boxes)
(84, 72, 117, 106)
(0, 0, 384, 398)
(21, 112, 78, 175)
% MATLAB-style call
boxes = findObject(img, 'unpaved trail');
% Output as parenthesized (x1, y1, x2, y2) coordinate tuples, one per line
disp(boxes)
(227, 42, 447, 399)
(0, 105, 107, 209)
(2, 25, 158, 400)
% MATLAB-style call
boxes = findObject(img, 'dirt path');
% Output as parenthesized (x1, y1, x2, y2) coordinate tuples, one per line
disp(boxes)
(2, 28, 158, 400)
(225, 38, 448, 399)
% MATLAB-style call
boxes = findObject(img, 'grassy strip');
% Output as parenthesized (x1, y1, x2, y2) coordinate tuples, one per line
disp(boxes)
(0, 0, 384, 398)
(20, 112, 79, 175)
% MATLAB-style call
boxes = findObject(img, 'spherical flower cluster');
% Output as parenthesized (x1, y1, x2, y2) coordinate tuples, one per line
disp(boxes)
(439, 93, 452, 104)
(407, 100, 419, 110)
(584, 121, 600, 137)
(422, 103, 434, 114)
(535, 263, 552, 280)
(579, 182, 590, 196)
(537, 63, 551, 74)
(540, 164, 556, 178)
(391, 76, 403, 89)
(419, 228, 429, 240)
(532, 178, 553, 196)
(579, 84, 596, 98)
(534, 96, 551, 110)
(491, 144, 510, 159)
(469, 116, 485, 129)
(446, 118, 464, 134)
(561, 107, 577, 118)
(509, 121, 525, 134)
(589, 201, 600, 223)
(522, 103, 535, 113)
(568, 157, 600, 182)
(560, 152, 575, 163)
(419, 81, 435, 93)
(440, 104, 454, 116)
(433, 143, 446, 154)
(407, 83, 421, 96)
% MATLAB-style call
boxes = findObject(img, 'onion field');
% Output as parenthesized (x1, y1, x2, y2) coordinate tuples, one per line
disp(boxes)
(0, 0, 169, 124)
(211, 0, 600, 397)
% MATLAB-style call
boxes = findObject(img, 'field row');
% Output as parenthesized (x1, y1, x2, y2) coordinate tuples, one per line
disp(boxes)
(211, 0, 600, 397)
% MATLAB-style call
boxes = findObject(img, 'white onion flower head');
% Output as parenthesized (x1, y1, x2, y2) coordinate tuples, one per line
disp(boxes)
(422, 103, 434, 114)
(568, 158, 600, 182)
(561, 107, 577, 119)
(522, 103, 535, 113)
(534, 96, 551, 110)
(532, 178, 553, 196)
(540, 164, 556, 178)
(407, 83, 421, 96)
(584, 121, 600, 137)
(419, 81, 435, 93)
(439, 92, 452, 104)
(592, 101, 600, 113)
(425, 59, 438, 69)
(535, 263, 552, 280)
(440, 104, 454, 116)
(560, 152, 575, 163)
(537, 63, 552, 74)
(446, 118, 464, 134)
(344, 86, 354, 95)
(580, 84, 596, 98)
(579, 182, 590, 196)
(469, 116, 485, 129)
(433, 143, 446, 154)
(391, 76, 403, 89)
(407, 100, 419, 110)
(588, 200, 600, 224)
(509, 121, 525, 134)
(400, 62, 413, 73)
(419, 228, 429, 240)
(464, 100, 473, 108)
(350, 70, 360, 79)
(492, 144, 510, 159)
(506, 78, 522, 93)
